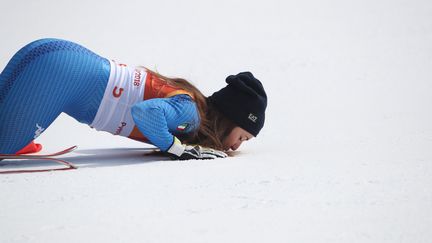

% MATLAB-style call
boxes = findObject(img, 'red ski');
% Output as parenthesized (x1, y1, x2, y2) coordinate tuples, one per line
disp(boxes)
(0, 146, 78, 174)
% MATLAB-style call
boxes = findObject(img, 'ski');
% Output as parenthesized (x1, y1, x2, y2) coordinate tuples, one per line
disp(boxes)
(0, 145, 78, 159)
(0, 146, 78, 174)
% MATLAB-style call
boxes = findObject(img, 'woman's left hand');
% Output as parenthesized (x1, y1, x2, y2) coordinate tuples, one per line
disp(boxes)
(167, 137, 228, 160)
(174, 145, 228, 160)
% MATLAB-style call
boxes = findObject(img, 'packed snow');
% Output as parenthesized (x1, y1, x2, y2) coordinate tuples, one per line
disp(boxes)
(1, 0, 432, 242)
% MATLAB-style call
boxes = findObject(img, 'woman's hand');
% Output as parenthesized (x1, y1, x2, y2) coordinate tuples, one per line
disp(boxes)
(175, 144, 227, 160)
(167, 137, 228, 160)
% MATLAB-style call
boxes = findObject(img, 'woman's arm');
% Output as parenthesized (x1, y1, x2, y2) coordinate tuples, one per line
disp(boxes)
(131, 95, 227, 160)
(131, 94, 198, 151)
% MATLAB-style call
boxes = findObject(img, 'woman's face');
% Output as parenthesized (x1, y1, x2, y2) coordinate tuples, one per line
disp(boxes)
(223, 126, 254, 151)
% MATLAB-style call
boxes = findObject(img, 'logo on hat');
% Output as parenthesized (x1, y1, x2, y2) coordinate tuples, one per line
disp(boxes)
(248, 113, 257, 123)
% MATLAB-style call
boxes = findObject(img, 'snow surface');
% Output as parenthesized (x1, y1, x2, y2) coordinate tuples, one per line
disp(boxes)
(1, 0, 432, 242)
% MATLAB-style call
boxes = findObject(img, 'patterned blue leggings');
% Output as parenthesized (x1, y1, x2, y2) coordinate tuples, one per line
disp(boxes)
(0, 38, 110, 154)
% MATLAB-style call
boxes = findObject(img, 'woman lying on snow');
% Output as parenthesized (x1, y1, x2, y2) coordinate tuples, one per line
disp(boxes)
(0, 38, 267, 160)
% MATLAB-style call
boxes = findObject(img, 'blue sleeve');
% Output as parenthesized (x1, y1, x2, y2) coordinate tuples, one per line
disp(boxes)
(130, 94, 200, 151)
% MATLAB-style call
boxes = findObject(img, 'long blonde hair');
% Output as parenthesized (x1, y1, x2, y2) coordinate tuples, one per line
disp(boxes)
(145, 68, 235, 150)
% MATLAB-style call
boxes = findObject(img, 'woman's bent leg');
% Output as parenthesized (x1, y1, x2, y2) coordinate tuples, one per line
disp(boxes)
(0, 38, 109, 154)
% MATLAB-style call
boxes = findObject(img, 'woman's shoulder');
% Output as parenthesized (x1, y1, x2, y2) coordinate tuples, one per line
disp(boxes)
(169, 94, 194, 101)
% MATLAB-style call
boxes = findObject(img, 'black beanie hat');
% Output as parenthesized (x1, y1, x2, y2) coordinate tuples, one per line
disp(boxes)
(207, 71, 267, 137)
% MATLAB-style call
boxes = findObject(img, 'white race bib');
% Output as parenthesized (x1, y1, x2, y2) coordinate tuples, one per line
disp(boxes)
(90, 60, 147, 137)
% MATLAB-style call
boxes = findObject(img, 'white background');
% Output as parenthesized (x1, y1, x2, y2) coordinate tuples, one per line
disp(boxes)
(1, 0, 432, 242)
